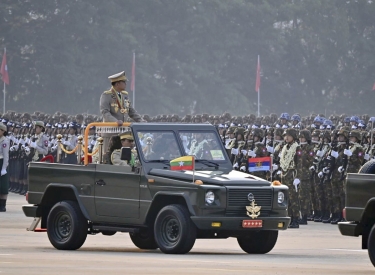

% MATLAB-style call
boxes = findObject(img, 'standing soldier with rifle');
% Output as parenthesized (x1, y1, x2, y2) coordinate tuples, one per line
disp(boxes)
(296, 130, 315, 225)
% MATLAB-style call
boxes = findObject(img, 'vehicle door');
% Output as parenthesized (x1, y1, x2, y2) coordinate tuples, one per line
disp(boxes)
(94, 164, 140, 218)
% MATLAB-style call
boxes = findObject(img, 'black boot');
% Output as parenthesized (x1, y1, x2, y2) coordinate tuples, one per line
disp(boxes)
(20, 185, 28, 196)
(314, 210, 322, 222)
(0, 199, 6, 212)
(15, 184, 23, 194)
(307, 212, 315, 221)
(299, 214, 308, 225)
(10, 182, 18, 192)
(289, 216, 299, 228)
(322, 212, 335, 223)
(8, 181, 13, 191)
(331, 212, 342, 224)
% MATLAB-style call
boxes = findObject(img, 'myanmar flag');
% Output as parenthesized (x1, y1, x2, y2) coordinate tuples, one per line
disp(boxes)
(170, 156, 195, 171)
(248, 157, 271, 172)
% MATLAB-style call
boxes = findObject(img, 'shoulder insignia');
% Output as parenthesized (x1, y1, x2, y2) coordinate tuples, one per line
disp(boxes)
(121, 90, 129, 95)
(309, 151, 314, 156)
(358, 152, 363, 157)
(104, 90, 112, 94)
(297, 150, 302, 156)
(2, 143, 6, 148)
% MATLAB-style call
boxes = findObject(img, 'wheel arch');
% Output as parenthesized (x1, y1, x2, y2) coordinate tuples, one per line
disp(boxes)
(145, 192, 195, 227)
(360, 198, 375, 249)
(40, 184, 90, 224)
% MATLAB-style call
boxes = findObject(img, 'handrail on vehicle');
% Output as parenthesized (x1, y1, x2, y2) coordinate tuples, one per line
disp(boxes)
(83, 122, 132, 165)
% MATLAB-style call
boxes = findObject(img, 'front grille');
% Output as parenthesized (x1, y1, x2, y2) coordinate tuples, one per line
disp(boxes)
(226, 188, 273, 217)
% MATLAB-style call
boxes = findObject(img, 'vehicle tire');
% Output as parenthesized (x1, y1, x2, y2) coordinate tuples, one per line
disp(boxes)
(154, 204, 196, 254)
(368, 224, 375, 267)
(359, 160, 375, 174)
(237, 230, 278, 254)
(47, 200, 88, 250)
(129, 229, 158, 250)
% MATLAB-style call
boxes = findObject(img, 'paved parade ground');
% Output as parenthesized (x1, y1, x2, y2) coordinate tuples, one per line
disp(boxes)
(0, 193, 373, 275)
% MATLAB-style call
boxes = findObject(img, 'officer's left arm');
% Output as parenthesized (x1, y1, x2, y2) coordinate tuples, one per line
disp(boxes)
(128, 105, 143, 122)
(66, 136, 78, 151)
(2, 139, 10, 170)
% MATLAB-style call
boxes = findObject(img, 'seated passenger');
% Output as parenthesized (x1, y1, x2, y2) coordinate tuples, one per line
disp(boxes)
(111, 131, 135, 166)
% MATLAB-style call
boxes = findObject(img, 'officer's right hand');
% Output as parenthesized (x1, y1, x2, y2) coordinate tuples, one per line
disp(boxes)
(318, 172, 324, 178)
(1, 169, 6, 176)
(233, 163, 239, 169)
(309, 165, 315, 171)
(240, 166, 246, 172)
(117, 120, 123, 126)
(338, 166, 344, 173)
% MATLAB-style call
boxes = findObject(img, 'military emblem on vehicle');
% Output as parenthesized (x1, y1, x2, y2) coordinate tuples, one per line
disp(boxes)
(247, 193, 255, 202)
(246, 198, 261, 219)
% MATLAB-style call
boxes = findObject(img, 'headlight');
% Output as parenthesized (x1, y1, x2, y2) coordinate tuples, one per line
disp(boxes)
(205, 191, 215, 205)
(278, 191, 285, 204)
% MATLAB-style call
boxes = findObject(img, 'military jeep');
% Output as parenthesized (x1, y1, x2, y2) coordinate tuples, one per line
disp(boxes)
(23, 122, 290, 254)
(338, 159, 375, 266)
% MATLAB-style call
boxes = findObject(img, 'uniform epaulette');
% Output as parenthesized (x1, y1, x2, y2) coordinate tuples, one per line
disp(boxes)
(121, 90, 129, 95)
(103, 90, 112, 94)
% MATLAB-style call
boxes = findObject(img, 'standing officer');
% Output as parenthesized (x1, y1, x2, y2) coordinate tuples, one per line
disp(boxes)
(100, 71, 143, 152)
(0, 123, 10, 212)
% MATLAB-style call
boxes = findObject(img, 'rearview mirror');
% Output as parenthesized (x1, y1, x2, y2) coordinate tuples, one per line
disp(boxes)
(120, 147, 131, 162)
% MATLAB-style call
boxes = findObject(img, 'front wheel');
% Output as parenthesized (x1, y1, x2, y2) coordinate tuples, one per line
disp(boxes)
(367, 224, 375, 266)
(154, 204, 196, 254)
(47, 201, 88, 250)
(237, 230, 278, 254)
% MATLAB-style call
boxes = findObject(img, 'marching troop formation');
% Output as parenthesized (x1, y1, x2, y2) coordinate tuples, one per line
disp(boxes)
(0, 109, 374, 231)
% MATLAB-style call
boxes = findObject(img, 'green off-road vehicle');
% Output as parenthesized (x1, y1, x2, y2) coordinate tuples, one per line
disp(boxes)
(338, 159, 375, 266)
(23, 122, 290, 254)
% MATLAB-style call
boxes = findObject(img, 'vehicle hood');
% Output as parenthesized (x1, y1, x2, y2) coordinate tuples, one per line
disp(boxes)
(148, 169, 271, 186)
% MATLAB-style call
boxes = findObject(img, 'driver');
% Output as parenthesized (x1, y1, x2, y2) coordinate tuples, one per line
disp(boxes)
(111, 131, 135, 166)
(189, 133, 212, 159)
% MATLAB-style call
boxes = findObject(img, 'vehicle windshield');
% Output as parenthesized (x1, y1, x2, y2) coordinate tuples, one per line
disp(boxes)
(178, 131, 227, 161)
(137, 131, 182, 161)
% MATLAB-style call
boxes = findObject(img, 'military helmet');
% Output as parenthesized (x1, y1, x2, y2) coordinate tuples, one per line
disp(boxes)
(311, 129, 321, 137)
(274, 128, 284, 137)
(291, 114, 301, 122)
(226, 126, 237, 134)
(320, 130, 331, 141)
(266, 127, 274, 136)
(251, 128, 264, 139)
(282, 128, 298, 140)
(202, 113, 209, 119)
(299, 130, 311, 141)
(279, 113, 290, 120)
(349, 130, 361, 141)
(338, 128, 349, 139)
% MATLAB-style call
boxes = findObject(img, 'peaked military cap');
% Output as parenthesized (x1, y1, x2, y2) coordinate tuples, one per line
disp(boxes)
(33, 121, 45, 128)
(108, 71, 127, 83)
(119, 131, 134, 141)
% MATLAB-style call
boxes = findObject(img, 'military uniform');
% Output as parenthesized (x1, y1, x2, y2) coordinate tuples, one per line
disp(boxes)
(100, 71, 142, 154)
(0, 123, 10, 212)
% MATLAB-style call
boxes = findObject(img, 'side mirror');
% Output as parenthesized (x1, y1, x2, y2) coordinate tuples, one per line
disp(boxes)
(120, 147, 131, 162)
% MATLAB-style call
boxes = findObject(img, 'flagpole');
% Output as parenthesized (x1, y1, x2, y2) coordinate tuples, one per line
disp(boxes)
(132, 51, 135, 108)
(3, 48, 5, 114)
(258, 87, 260, 117)
(256, 55, 260, 117)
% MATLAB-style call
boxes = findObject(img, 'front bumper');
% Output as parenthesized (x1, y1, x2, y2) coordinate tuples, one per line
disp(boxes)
(22, 204, 42, 218)
(338, 221, 362, 237)
(191, 216, 290, 231)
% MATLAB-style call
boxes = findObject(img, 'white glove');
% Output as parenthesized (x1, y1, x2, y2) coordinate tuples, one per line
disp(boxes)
(272, 163, 278, 170)
(365, 153, 370, 161)
(309, 165, 315, 171)
(1, 169, 6, 176)
(316, 150, 324, 157)
(25, 147, 30, 155)
(51, 146, 56, 152)
(248, 150, 256, 158)
(276, 170, 282, 175)
(331, 150, 339, 158)
(338, 166, 344, 173)
(266, 145, 274, 153)
(240, 166, 246, 172)
(293, 178, 300, 192)
(231, 148, 239, 155)
(282, 124, 288, 129)
(241, 150, 247, 155)
(344, 149, 352, 157)
(322, 167, 330, 174)
(233, 163, 239, 169)
(10, 146, 15, 152)
(318, 172, 324, 178)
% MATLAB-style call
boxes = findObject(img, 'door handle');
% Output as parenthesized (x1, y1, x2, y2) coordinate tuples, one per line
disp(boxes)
(95, 179, 106, 186)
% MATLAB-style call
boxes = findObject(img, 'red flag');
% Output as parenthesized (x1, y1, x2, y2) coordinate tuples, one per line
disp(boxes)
(0, 49, 9, 85)
(372, 82, 375, 91)
(255, 55, 260, 92)
(131, 52, 135, 92)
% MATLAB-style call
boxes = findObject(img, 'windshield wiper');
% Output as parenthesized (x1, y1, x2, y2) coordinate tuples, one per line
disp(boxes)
(195, 159, 219, 169)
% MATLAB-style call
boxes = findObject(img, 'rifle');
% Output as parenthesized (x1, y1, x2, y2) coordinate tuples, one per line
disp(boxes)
(325, 132, 338, 181)
(339, 138, 350, 181)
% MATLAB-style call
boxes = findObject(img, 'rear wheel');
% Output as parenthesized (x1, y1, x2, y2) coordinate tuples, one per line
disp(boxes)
(47, 201, 87, 250)
(130, 229, 158, 249)
(367, 224, 375, 267)
(237, 230, 278, 254)
(154, 204, 196, 254)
